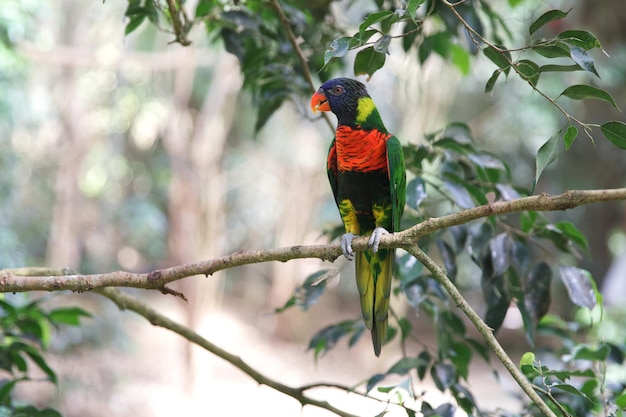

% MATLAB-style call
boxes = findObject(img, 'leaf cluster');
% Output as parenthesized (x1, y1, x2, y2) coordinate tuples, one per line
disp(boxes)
(518, 311, 626, 417)
(0, 297, 90, 417)
(124, 0, 343, 131)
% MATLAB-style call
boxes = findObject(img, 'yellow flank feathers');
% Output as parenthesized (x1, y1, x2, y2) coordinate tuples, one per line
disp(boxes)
(356, 97, 375, 124)
(338, 199, 360, 234)
(372, 203, 390, 227)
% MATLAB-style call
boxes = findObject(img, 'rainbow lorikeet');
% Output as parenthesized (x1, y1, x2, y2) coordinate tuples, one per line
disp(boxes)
(310, 78, 406, 356)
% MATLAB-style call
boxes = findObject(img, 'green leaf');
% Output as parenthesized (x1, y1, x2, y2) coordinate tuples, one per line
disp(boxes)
(324, 37, 351, 66)
(125, 16, 145, 35)
(373, 35, 391, 54)
(601, 121, 626, 149)
(255, 96, 284, 132)
(443, 180, 474, 209)
(359, 11, 394, 36)
(490, 233, 511, 276)
(437, 239, 457, 279)
(416, 351, 431, 380)
(539, 64, 584, 73)
(569, 46, 600, 77)
(570, 343, 610, 361)
(450, 44, 470, 75)
(485, 69, 501, 93)
(467, 221, 494, 265)
(466, 338, 490, 363)
(366, 373, 386, 393)
(451, 384, 478, 415)
(449, 341, 472, 380)
(442, 310, 466, 335)
(519, 352, 535, 368)
(23, 347, 57, 383)
(406, 177, 427, 210)
(555, 221, 588, 250)
(510, 238, 531, 275)
(559, 266, 596, 309)
(517, 59, 540, 86)
(563, 125, 578, 150)
(354, 47, 386, 79)
(552, 383, 593, 402)
(532, 42, 571, 58)
(616, 391, 626, 408)
(534, 130, 561, 189)
(519, 211, 539, 233)
(195, 0, 213, 18)
(529, 9, 570, 35)
(398, 317, 412, 342)
(13, 406, 63, 417)
(482, 273, 509, 333)
(387, 356, 427, 376)
(308, 319, 364, 359)
(352, 29, 378, 47)
(558, 30, 602, 50)
(483, 46, 511, 74)
(407, 0, 426, 19)
(402, 20, 421, 52)
(559, 84, 618, 109)
(48, 307, 91, 326)
(0, 379, 19, 403)
(275, 269, 336, 313)
(419, 32, 451, 63)
(431, 362, 456, 391)
(524, 262, 552, 327)
(495, 183, 520, 201)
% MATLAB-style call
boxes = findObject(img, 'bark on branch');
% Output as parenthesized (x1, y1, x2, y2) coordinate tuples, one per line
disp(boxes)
(1, 188, 625, 293)
(2, 187, 624, 292)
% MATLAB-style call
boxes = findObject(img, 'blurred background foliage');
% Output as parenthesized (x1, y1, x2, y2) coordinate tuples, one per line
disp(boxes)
(1, 0, 626, 416)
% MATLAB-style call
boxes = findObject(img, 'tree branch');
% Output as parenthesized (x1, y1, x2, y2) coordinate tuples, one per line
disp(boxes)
(165, 0, 192, 46)
(96, 287, 360, 417)
(404, 245, 558, 417)
(2, 188, 625, 292)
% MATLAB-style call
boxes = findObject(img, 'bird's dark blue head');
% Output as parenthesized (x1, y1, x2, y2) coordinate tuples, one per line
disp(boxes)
(310, 78, 371, 126)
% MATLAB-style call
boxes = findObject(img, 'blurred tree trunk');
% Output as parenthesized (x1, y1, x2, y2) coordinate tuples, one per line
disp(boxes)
(161, 48, 240, 393)
(46, 3, 90, 269)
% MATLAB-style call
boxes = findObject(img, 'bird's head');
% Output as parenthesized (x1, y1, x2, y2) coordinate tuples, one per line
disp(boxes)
(310, 78, 373, 126)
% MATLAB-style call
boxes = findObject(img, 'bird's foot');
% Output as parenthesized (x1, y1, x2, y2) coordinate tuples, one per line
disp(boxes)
(340, 233, 355, 260)
(367, 227, 390, 253)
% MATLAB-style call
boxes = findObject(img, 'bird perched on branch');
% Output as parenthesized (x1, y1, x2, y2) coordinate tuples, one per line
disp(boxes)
(310, 78, 406, 357)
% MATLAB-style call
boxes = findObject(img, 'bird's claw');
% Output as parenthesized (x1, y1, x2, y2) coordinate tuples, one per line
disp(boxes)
(341, 233, 355, 260)
(368, 227, 390, 253)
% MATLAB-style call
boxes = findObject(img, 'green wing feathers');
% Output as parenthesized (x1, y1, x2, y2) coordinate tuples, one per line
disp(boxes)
(386, 135, 406, 232)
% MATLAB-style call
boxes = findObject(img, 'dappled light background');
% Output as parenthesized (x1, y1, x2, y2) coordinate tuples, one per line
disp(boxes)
(1, 0, 625, 415)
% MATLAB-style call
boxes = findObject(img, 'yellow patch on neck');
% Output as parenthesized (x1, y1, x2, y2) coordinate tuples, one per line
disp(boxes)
(356, 97, 375, 124)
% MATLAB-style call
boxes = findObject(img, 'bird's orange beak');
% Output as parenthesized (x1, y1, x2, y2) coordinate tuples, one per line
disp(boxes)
(310, 91, 331, 113)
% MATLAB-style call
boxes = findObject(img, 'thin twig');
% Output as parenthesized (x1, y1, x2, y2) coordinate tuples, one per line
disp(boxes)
(268, 0, 334, 132)
(96, 287, 360, 417)
(440, 0, 591, 134)
(165, 0, 191, 45)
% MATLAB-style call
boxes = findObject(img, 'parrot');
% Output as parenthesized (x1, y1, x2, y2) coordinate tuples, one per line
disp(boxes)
(310, 78, 406, 357)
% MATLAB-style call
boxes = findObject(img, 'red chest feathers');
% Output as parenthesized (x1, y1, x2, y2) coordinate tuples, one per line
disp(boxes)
(335, 126, 391, 172)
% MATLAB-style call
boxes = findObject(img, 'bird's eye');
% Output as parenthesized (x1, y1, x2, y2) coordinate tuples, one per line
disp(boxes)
(332, 85, 344, 95)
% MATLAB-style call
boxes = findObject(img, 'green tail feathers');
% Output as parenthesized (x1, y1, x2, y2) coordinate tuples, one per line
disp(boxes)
(355, 248, 394, 357)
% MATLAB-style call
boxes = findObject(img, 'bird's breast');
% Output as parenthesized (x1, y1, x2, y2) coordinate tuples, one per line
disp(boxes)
(335, 126, 391, 172)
